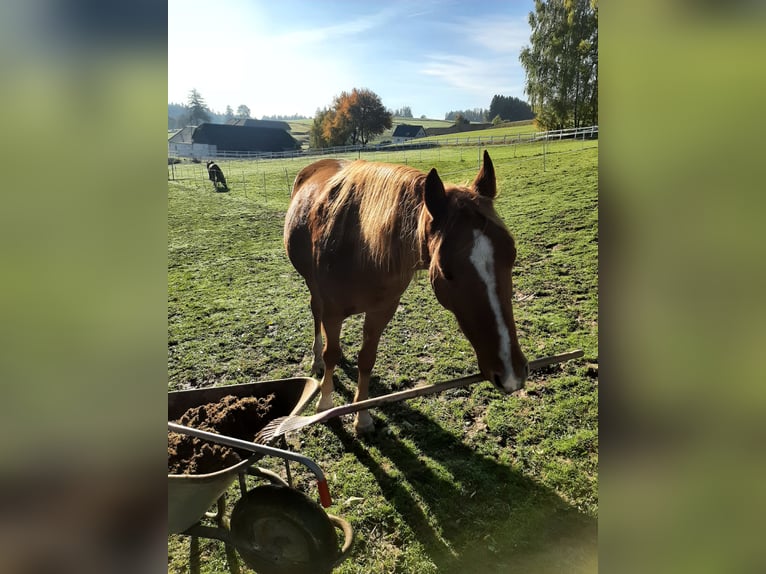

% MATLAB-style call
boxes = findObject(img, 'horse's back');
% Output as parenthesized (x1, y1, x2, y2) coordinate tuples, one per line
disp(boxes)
(290, 159, 346, 200)
(285, 159, 347, 283)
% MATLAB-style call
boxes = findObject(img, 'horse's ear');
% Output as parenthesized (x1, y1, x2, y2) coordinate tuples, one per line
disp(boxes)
(424, 168, 448, 223)
(472, 150, 496, 199)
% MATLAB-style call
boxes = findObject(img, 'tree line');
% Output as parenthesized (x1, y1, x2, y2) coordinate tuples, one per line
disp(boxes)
(168, 90, 308, 129)
(445, 96, 535, 124)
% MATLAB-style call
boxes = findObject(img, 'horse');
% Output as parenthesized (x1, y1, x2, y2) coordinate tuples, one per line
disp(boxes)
(206, 161, 228, 191)
(284, 151, 528, 434)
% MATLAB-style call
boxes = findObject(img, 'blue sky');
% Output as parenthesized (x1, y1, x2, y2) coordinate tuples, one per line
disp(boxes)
(168, 0, 534, 120)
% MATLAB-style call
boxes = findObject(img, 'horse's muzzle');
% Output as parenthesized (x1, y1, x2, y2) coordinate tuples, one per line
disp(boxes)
(491, 362, 528, 393)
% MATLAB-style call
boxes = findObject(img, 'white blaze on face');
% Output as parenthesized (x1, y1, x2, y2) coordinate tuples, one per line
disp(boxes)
(469, 229, 517, 391)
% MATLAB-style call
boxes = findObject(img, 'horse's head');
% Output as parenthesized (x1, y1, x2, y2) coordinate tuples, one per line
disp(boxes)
(422, 151, 528, 392)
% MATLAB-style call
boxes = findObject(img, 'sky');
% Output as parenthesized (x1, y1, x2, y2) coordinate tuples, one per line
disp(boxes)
(168, 0, 534, 120)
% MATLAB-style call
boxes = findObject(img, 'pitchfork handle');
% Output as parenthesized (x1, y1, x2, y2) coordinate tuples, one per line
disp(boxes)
(311, 349, 584, 419)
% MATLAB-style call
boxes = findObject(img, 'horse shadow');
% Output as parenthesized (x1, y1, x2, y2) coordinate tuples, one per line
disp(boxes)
(329, 361, 597, 572)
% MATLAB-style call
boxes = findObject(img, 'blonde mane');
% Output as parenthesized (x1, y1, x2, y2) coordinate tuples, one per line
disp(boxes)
(313, 160, 429, 275)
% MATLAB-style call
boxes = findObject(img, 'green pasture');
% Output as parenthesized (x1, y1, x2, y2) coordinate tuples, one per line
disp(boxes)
(417, 122, 541, 145)
(168, 139, 598, 573)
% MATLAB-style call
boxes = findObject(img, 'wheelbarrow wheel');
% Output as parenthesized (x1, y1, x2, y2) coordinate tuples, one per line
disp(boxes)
(229, 484, 339, 574)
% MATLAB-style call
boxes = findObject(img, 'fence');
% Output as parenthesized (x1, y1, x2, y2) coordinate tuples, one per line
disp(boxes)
(168, 135, 598, 204)
(168, 126, 598, 162)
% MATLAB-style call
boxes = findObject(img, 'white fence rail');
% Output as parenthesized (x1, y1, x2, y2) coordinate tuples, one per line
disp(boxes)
(169, 125, 598, 161)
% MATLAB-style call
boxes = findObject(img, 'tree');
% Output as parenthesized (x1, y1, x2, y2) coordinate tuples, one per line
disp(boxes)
(310, 88, 392, 148)
(309, 108, 331, 148)
(445, 108, 488, 122)
(187, 88, 210, 125)
(453, 113, 469, 127)
(519, 0, 598, 130)
(236, 105, 251, 119)
(335, 88, 392, 146)
(488, 95, 535, 122)
(224, 105, 234, 121)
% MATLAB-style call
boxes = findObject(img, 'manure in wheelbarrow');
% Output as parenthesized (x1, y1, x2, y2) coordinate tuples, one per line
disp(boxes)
(168, 394, 275, 475)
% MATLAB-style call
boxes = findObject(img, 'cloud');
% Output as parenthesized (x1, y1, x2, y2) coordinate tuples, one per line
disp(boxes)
(419, 53, 522, 95)
(450, 16, 531, 54)
(274, 5, 401, 48)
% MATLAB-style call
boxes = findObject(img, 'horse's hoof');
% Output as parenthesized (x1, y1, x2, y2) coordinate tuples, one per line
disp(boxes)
(354, 413, 375, 435)
(310, 362, 325, 378)
(354, 421, 375, 435)
(316, 395, 333, 412)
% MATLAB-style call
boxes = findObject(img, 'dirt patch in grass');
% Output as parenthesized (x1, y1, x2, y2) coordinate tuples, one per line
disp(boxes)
(168, 394, 275, 474)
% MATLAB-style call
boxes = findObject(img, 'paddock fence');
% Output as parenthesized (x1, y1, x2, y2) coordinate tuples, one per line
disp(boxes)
(168, 129, 598, 204)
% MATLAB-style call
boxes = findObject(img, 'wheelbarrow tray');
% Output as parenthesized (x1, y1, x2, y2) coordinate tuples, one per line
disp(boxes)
(168, 377, 320, 534)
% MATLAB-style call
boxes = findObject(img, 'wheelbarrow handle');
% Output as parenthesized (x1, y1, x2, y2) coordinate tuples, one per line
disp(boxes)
(168, 422, 333, 507)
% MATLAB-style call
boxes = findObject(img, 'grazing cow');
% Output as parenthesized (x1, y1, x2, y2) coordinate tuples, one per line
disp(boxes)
(206, 161, 228, 191)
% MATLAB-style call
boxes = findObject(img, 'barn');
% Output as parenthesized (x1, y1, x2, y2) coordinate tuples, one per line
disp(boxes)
(391, 124, 426, 143)
(168, 122, 299, 159)
(225, 118, 291, 131)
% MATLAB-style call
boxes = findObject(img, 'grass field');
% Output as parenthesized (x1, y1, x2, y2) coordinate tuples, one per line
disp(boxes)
(417, 121, 541, 144)
(168, 139, 598, 573)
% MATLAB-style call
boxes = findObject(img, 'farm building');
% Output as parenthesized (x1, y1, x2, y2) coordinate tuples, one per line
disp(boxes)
(392, 124, 426, 143)
(225, 118, 291, 131)
(168, 122, 298, 158)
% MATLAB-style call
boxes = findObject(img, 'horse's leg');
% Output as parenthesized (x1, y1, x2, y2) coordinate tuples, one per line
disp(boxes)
(309, 294, 325, 377)
(316, 315, 342, 412)
(354, 302, 399, 434)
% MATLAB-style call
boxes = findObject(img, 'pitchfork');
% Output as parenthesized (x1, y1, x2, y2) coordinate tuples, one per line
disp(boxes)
(255, 349, 584, 443)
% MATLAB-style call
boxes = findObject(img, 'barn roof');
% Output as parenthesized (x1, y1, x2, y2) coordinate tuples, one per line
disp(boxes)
(392, 124, 425, 138)
(225, 118, 291, 131)
(189, 123, 298, 152)
(168, 126, 195, 143)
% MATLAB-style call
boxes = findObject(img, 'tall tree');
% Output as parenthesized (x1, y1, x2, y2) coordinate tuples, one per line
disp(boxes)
(224, 105, 234, 121)
(186, 88, 210, 125)
(235, 104, 251, 119)
(519, 0, 598, 129)
(310, 88, 392, 148)
(334, 88, 392, 146)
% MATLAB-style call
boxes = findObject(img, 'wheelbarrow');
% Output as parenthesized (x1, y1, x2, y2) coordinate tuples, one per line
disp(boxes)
(168, 377, 354, 574)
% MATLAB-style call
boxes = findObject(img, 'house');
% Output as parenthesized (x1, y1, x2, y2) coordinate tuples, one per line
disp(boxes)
(392, 124, 426, 144)
(168, 122, 298, 158)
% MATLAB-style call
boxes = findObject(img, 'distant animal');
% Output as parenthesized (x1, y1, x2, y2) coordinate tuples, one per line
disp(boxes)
(206, 161, 228, 191)
(284, 151, 528, 434)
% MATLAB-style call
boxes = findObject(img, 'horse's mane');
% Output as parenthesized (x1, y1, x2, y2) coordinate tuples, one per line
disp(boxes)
(311, 160, 512, 278)
(313, 160, 430, 275)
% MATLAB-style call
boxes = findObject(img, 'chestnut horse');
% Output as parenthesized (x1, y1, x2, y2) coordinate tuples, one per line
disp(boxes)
(284, 151, 528, 434)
